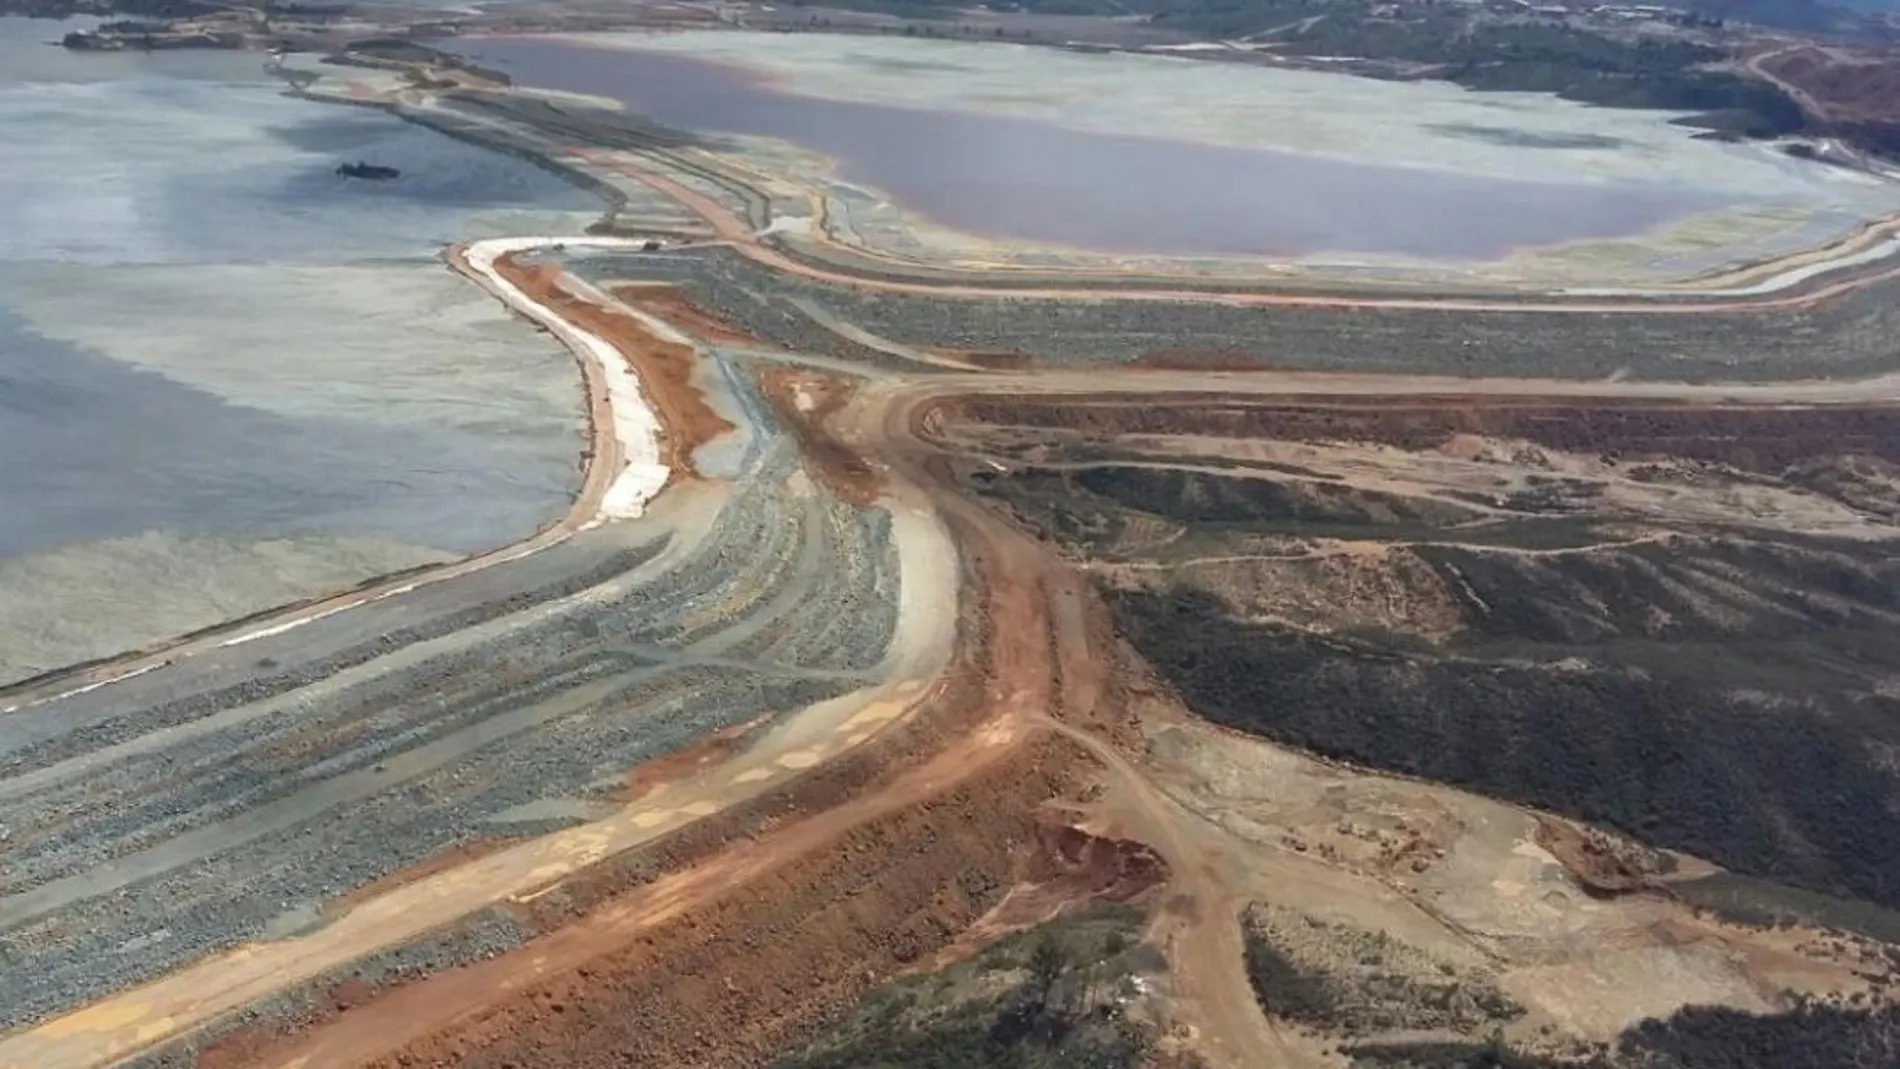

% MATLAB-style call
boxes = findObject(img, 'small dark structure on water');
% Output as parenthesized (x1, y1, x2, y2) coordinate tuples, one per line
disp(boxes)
(336, 161, 399, 180)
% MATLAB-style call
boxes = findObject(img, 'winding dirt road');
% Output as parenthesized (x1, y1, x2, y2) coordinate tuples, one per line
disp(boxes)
(0, 247, 962, 1069)
(15, 62, 1900, 1069)
(16, 255, 1900, 1069)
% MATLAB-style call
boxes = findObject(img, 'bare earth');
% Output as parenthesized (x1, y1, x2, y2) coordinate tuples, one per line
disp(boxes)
(4, 42, 1900, 1069)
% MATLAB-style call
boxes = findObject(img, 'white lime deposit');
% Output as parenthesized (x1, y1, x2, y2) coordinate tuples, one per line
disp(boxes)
(463, 237, 671, 520)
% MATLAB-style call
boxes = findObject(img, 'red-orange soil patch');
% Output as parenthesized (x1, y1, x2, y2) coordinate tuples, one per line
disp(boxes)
(224, 723, 1106, 1069)
(758, 367, 883, 505)
(912, 816, 1168, 973)
(496, 254, 734, 484)
(362, 736, 1096, 1069)
(194, 977, 385, 1069)
(1533, 815, 1673, 899)
(610, 715, 768, 803)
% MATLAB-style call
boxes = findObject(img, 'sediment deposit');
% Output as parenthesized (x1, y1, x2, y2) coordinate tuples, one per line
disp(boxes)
(6, 39, 1900, 1069)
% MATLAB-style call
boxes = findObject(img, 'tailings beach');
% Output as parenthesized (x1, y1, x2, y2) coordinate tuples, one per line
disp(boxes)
(4, 23, 1900, 1069)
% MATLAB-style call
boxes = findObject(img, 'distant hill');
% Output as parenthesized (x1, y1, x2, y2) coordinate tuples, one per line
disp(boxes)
(1684, 0, 1886, 33)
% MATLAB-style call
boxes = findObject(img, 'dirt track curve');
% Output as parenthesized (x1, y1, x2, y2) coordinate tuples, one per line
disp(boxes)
(8, 64, 1900, 1069)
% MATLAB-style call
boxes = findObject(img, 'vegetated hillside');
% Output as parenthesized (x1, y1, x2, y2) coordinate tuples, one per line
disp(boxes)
(770, 905, 1177, 1069)
(1238, 907, 1898, 1067)
(788, 0, 1833, 127)
(1239, 904, 1524, 1039)
(1273, 19, 1806, 134)
(1757, 45, 1900, 154)
(1615, 1002, 1900, 1067)
(1105, 550, 1900, 912)
(1238, 900, 1900, 1067)
(1683, 0, 1866, 32)
(959, 440, 1900, 912)
(1761, 45, 1900, 119)
(1332, 1002, 1900, 1067)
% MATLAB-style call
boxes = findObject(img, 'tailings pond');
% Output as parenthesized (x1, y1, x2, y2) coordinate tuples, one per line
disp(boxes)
(462, 34, 1747, 261)
(0, 19, 597, 684)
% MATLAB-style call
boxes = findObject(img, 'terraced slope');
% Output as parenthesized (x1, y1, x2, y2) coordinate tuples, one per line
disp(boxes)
(11, 48, 1900, 1069)
(0, 407, 910, 1036)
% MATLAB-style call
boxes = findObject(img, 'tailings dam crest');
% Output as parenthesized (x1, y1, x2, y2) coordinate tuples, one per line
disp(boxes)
(7, 35, 1900, 1069)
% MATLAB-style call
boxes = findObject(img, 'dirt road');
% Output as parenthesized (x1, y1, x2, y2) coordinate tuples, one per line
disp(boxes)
(15, 66, 1900, 1069)
(0, 467, 957, 1069)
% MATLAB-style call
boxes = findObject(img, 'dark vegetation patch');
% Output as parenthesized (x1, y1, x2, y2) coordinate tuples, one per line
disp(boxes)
(1105, 582, 1900, 910)
(965, 462, 1641, 555)
(1239, 904, 1522, 1036)
(1070, 466, 1482, 529)
(1340, 1035, 1594, 1068)
(1671, 872, 1900, 945)
(1416, 537, 1900, 646)
(946, 399, 1900, 477)
(770, 904, 1173, 1069)
(965, 464, 1488, 553)
(1338, 1003, 1900, 1069)
(1615, 1001, 1900, 1068)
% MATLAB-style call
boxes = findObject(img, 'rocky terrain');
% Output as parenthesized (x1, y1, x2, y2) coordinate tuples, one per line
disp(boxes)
(7, 36, 1900, 1069)
(929, 388, 1900, 1065)
(598, 245, 1900, 383)
(939, 394, 1900, 911)
(0, 411, 911, 1031)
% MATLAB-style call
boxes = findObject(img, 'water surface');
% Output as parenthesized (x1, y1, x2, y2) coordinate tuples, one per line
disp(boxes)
(0, 19, 596, 681)
(458, 36, 1724, 260)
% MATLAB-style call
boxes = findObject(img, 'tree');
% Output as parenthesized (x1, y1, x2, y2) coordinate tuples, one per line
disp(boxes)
(1028, 935, 1068, 1010)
